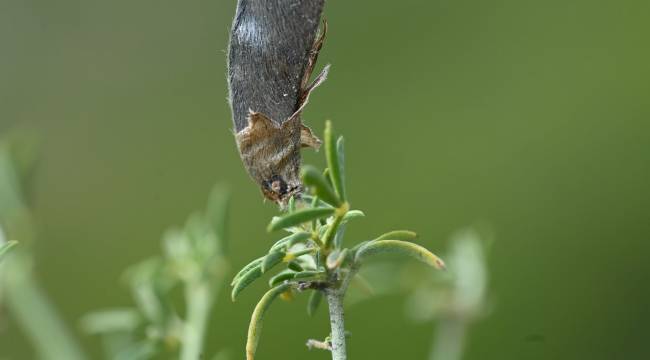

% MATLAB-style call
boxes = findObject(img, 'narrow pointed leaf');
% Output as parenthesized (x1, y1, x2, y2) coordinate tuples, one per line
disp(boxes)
(261, 251, 285, 273)
(231, 257, 264, 285)
(333, 223, 347, 249)
(301, 165, 341, 207)
(287, 261, 304, 272)
(268, 270, 296, 287)
(287, 232, 312, 247)
(267, 208, 335, 232)
(246, 283, 292, 360)
(270, 232, 311, 253)
(324, 121, 345, 201)
(326, 248, 349, 270)
(336, 136, 346, 200)
(374, 230, 418, 241)
(287, 247, 316, 258)
(0, 240, 17, 261)
(301, 194, 333, 209)
(307, 290, 323, 317)
(355, 240, 446, 270)
(293, 270, 325, 280)
(322, 207, 345, 249)
(351, 240, 371, 252)
(269, 237, 291, 252)
(231, 266, 263, 301)
(342, 210, 365, 223)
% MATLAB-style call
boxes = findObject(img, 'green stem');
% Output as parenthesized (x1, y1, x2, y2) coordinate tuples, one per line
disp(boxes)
(1, 254, 87, 360)
(429, 318, 467, 360)
(322, 203, 348, 249)
(180, 281, 213, 360)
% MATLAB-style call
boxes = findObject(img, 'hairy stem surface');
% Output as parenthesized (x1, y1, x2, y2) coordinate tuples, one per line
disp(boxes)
(325, 289, 347, 360)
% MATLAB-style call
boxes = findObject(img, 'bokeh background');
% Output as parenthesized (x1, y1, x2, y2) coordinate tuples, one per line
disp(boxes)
(2, 0, 649, 359)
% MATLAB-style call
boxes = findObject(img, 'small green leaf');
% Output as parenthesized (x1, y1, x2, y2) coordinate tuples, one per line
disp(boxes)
(324, 121, 346, 201)
(0, 240, 17, 261)
(267, 208, 335, 232)
(231, 266, 263, 301)
(287, 261, 304, 272)
(326, 248, 349, 270)
(301, 194, 333, 209)
(322, 206, 346, 249)
(323, 168, 333, 186)
(374, 230, 418, 241)
(355, 240, 445, 270)
(333, 223, 347, 249)
(342, 210, 365, 223)
(351, 240, 371, 252)
(269, 237, 290, 252)
(287, 247, 316, 259)
(287, 232, 312, 247)
(336, 136, 346, 200)
(270, 232, 311, 253)
(246, 283, 292, 360)
(301, 165, 341, 207)
(288, 195, 296, 213)
(261, 251, 285, 273)
(293, 270, 325, 280)
(307, 290, 323, 317)
(268, 270, 296, 287)
(231, 257, 264, 285)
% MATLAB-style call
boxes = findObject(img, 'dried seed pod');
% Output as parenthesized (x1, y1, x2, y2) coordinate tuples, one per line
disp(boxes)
(228, 0, 328, 205)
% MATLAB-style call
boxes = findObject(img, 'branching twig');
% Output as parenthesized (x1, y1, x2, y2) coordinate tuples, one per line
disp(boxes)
(306, 339, 332, 351)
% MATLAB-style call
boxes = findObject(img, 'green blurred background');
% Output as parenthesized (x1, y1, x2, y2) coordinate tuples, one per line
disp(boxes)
(2, 0, 649, 359)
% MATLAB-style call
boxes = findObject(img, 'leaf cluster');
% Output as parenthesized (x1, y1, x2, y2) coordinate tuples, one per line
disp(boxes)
(82, 186, 230, 360)
(231, 121, 445, 359)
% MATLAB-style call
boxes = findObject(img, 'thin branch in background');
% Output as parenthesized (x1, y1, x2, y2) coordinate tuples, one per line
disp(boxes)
(0, 137, 88, 360)
(405, 228, 491, 360)
(82, 185, 232, 360)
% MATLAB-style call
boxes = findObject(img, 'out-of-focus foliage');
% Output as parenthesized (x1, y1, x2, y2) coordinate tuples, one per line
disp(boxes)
(406, 229, 490, 360)
(0, 240, 18, 262)
(82, 186, 231, 360)
(0, 138, 87, 360)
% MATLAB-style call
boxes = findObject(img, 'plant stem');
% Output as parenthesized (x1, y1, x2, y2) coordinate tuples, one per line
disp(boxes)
(429, 319, 466, 360)
(325, 288, 347, 360)
(181, 281, 213, 360)
(1, 253, 87, 360)
(322, 203, 348, 249)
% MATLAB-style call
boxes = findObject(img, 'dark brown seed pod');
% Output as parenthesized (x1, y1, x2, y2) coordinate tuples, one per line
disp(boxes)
(227, 0, 328, 205)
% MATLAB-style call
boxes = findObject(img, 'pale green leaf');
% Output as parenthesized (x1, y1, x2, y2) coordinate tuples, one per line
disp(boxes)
(261, 251, 285, 273)
(231, 266, 262, 301)
(270, 232, 311, 252)
(246, 283, 291, 360)
(342, 210, 365, 223)
(301, 165, 341, 207)
(0, 240, 17, 261)
(231, 257, 264, 285)
(374, 230, 418, 241)
(267, 208, 335, 232)
(356, 240, 445, 270)
(324, 121, 346, 201)
(307, 290, 323, 317)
